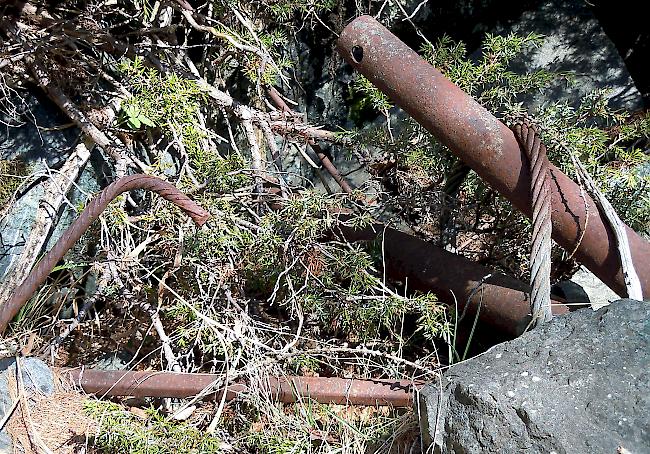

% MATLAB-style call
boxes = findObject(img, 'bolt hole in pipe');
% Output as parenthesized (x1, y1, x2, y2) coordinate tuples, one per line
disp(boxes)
(351, 45, 363, 63)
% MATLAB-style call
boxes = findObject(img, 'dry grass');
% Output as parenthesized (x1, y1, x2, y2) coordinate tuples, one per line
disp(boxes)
(5, 370, 95, 454)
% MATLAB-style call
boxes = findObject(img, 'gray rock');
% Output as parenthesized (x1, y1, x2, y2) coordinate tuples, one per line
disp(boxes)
(93, 350, 134, 370)
(0, 159, 103, 281)
(0, 357, 55, 453)
(0, 88, 103, 280)
(0, 89, 79, 165)
(554, 266, 621, 310)
(418, 299, 650, 453)
(503, 0, 643, 111)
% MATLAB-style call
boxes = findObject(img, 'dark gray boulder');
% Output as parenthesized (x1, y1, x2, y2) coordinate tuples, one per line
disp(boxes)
(503, 0, 643, 110)
(0, 89, 103, 280)
(417, 299, 649, 453)
(0, 90, 79, 165)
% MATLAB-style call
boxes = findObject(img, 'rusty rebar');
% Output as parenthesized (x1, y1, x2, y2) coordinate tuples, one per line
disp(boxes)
(266, 86, 354, 194)
(337, 16, 650, 298)
(0, 174, 210, 334)
(64, 368, 421, 407)
(513, 120, 553, 325)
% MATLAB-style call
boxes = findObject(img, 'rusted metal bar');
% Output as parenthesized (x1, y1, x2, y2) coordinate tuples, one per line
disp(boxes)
(337, 16, 650, 298)
(338, 223, 568, 337)
(64, 369, 421, 407)
(0, 175, 210, 334)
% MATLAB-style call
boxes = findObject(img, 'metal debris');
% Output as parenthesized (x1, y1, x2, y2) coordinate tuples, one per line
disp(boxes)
(65, 369, 422, 407)
(337, 15, 650, 298)
(339, 223, 568, 338)
(0, 174, 210, 334)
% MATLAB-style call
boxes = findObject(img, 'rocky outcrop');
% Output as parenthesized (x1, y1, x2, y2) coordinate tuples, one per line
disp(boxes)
(504, 0, 643, 110)
(418, 299, 649, 453)
(0, 90, 102, 281)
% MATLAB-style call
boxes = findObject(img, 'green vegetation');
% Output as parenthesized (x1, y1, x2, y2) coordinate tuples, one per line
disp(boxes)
(2, 1, 648, 453)
(85, 400, 223, 453)
(350, 75, 393, 118)
(245, 401, 408, 454)
(266, 0, 337, 21)
(180, 191, 448, 342)
(118, 57, 206, 158)
(421, 32, 557, 112)
(242, 30, 294, 85)
(0, 159, 28, 208)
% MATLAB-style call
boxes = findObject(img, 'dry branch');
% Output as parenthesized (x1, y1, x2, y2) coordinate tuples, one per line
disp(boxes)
(0, 139, 93, 308)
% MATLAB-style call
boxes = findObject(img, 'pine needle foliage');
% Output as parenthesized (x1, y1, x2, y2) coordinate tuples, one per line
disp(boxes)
(180, 191, 449, 344)
(85, 400, 223, 453)
(0, 159, 28, 208)
(264, 0, 337, 21)
(421, 32, 555, 112)
(118, 57, 206, 156)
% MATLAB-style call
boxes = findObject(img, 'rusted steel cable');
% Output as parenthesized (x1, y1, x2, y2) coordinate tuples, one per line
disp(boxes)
(266, 86, 354, 194)
(0, 174, 210, 334)
(64, 368, 422, 407)
(513, 121, 553, 326)
(337, 16, 650, 298)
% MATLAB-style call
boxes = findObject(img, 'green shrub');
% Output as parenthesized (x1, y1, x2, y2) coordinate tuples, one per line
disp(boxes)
(85, 400, 223, 453)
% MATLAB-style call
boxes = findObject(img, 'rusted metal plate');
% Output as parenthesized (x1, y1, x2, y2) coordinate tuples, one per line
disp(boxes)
(337, 16, 650, 298)
(64, 369, 421, 407)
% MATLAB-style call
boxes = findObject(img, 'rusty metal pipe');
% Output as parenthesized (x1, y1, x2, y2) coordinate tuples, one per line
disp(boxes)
(337, 16, 650, 298)
(339, 223, 568, 337)
(64, 369, 421, 407)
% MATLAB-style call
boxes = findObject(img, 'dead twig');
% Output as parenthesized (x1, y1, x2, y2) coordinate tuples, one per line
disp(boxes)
(241, 116, 265, 198)
(266, 86, 353, 194)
